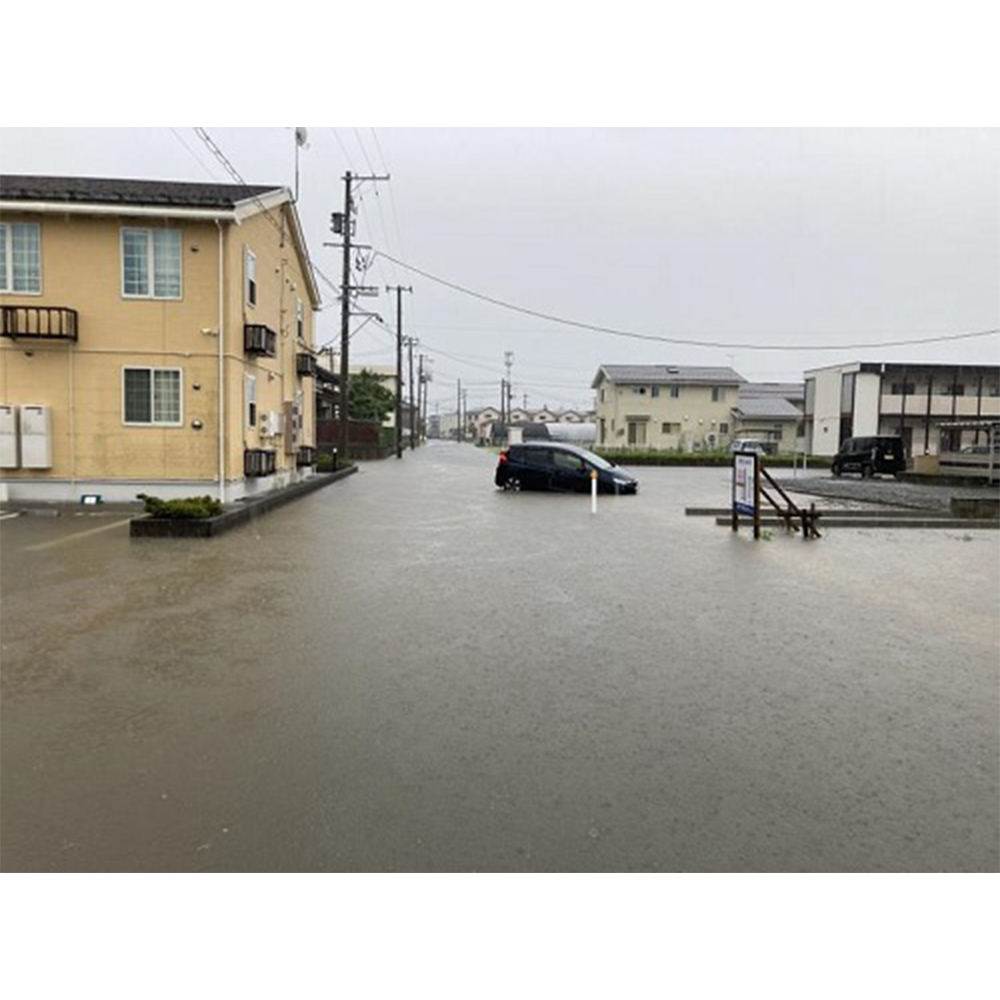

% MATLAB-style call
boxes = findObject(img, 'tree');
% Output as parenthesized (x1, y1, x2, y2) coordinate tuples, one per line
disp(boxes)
(349, 369, 396, 423)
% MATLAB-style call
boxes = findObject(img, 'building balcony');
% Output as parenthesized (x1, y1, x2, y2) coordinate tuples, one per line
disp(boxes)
(244, 323, 277, 358)
(1, 305, 78, 341)
(244, 448, 277, 477)
(880, 393, 1000, 418)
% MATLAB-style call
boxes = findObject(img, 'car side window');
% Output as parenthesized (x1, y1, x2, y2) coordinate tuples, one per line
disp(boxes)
(523, 448, 551, 468)
(552, 451, 584, 472)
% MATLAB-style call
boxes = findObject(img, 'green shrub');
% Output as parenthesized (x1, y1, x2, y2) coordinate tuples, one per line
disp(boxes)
(137, 494, 223, 519)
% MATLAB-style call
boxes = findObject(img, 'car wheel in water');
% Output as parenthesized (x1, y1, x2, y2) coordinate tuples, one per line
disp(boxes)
(861, 464, 874, 479)
(831, 463, 842, 477)
(504, 476, 521, 492)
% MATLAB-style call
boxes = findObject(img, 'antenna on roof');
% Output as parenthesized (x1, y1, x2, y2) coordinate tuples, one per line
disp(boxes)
(294, 127, 309, 202)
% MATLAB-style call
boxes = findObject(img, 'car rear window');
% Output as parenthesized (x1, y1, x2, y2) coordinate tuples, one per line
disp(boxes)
(522, 448, 551, 467)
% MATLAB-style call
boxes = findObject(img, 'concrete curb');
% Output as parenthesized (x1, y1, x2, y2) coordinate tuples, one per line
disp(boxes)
(130, 467, 358, 538)
(711, 515, 999, 530)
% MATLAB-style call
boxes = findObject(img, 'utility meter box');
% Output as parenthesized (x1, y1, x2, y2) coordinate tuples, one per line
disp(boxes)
(0, 405, 19, 468)
(21, 404, 53, 468)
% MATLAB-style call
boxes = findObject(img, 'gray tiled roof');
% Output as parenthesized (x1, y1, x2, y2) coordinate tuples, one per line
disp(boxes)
(731, 396, 802, 419)
(593, 365, 745, 388)
(739, 381, 805, 401)
(0, 175, 282, 209)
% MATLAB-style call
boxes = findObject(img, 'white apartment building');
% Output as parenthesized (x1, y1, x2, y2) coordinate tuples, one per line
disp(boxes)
(804, 361, 1000, 457)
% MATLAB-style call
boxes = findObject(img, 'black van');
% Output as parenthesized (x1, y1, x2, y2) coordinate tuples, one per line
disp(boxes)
(831, 436, 906, 478)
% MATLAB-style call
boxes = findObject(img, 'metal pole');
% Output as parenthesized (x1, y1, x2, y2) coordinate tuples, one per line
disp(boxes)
(408, 337, 416, 449)
(338, 171, 352, 469)
(387, 285, 411, 459)
(396, 291, 403, 458)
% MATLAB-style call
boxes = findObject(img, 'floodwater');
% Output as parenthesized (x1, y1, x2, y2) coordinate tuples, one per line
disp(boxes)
(2, 442, 997, 871)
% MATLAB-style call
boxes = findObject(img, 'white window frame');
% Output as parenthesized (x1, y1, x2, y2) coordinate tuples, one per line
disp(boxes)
(122, 367, 184, 427)
(0, 222, 42, 294)
(120, 227, 182, 300)
(245, 373, 257, 428)
(246, 249, 257, 308)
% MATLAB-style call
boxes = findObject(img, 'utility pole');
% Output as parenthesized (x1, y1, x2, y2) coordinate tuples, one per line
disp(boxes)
(500, 379, 507, 426)
(326, 168, 389, 467)
(406, 337, 420, 451)
(504, 351, 514, 440)
(337, 171, 353, 467)
(417, 354, 425, 445)
(421, 358, 432, 443)
(457, 379, 462, 442)
(386, 285, 412, 459)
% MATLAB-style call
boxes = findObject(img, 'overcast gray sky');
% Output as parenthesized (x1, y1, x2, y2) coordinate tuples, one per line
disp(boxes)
(2, 127, 997, 413)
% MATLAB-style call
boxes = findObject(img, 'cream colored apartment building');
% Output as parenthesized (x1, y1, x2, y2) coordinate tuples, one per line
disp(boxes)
(592, 365, 745, 451)
(0, 175, 320, 502)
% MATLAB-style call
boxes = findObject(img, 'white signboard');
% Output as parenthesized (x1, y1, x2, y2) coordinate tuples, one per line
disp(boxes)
(733, 453, 757, 515)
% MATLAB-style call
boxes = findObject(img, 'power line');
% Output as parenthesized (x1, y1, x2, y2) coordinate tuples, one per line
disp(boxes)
(370, 129, 407, 278)
(168, 128, 223, 181)
(193, 128, 285, 237)
(372, 249, 1000, 353)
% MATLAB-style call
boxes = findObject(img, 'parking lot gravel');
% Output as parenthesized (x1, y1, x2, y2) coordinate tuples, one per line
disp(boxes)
(777, 475, 1000, 512)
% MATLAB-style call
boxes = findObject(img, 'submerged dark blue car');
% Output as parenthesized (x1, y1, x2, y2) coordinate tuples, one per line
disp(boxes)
(495, 442, 638, 494)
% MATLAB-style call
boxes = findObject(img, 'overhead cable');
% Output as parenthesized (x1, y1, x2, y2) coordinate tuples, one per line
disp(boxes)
(372, 249, 1000, 352)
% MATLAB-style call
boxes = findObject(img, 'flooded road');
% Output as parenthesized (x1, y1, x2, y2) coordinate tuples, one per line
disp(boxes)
(2, 442, 997, 871)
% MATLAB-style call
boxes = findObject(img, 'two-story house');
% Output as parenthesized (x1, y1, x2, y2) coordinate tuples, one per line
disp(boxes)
(591, 365, 745, 451)
(0, 175, 320, 502)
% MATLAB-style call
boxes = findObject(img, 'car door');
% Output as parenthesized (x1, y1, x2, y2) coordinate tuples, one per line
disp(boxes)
(551, 449, 589, 492)
(521, 447, 553, 489)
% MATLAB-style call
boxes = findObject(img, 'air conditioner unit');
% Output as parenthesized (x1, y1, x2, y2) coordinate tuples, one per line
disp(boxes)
(21, 404, 52, 468)
(262, 410, 283, 437)
(258, 412, 272, 436)
(0, 405, 19, 469)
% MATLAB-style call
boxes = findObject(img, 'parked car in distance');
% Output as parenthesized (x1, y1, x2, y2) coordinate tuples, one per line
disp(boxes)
(729, 439, 771, 455)
(495, 443, 638, 494)
(831, 436, 906, 478)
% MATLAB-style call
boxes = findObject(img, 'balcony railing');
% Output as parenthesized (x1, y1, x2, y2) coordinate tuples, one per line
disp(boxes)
(1, 305, 78, 341)
(244, 448, 277, 477)
(244, 323, 277, 358)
